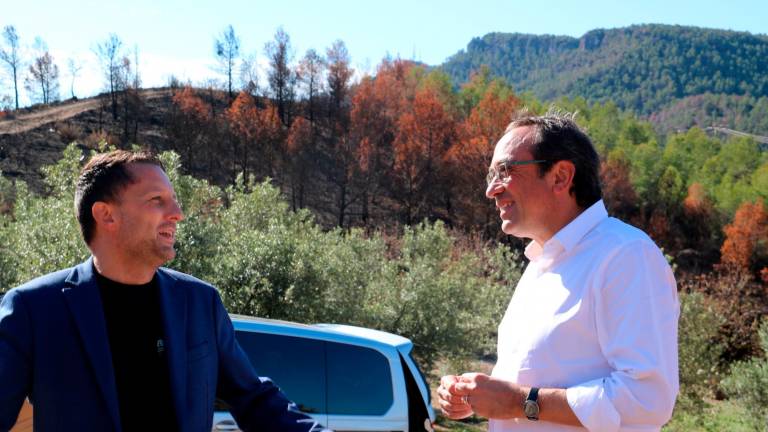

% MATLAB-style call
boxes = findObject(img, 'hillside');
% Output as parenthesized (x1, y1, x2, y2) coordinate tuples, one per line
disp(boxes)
(440, 24, 768, 133)
(0, 88, 174, 191)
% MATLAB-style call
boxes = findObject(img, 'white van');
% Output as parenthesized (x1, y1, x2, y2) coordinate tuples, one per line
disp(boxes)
(213, 315, 436, 432)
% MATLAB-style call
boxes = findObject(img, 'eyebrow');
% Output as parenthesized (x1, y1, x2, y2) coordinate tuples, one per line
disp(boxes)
(141, 188, 177, 199)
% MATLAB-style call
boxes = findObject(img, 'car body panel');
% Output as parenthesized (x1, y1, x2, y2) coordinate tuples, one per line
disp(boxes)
(213, 315, 436, 432)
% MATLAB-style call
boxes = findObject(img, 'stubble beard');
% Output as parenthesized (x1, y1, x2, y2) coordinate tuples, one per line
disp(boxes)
(124, 236, 176, 270)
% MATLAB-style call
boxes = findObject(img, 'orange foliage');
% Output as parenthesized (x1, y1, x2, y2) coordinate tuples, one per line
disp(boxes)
(720, 199, 768, 270)
(600, 158, 639, 220)
(350, 77, 391, 173)
(462, 88, 518, 152)
(683, 182, 709, 213)
(226, 92, 282, 145)
(225, 91, 284, 178)
(449, 89, 518, 177)
(258, 102, 283, 143)
(227, 91, 260, 141)
(286, 117, 312, 155)
(358, 137, 372, 173)
(173, 86, 209, 121)
(394, 87, 455, 180)
(391, 86, 457, 223)
(439, 87, 518, 229)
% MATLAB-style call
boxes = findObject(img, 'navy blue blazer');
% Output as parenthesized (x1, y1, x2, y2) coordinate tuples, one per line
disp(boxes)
(0, 258, 325, 432)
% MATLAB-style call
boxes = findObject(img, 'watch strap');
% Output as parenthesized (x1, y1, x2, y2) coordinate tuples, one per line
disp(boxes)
(524, 387, 540, 421)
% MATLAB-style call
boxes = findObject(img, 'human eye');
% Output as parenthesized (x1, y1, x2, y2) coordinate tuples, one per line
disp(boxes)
(496, 162, 512, 182)
(486, 167, 498, 184)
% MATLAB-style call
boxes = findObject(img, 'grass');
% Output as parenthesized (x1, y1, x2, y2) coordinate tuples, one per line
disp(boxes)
(663, 400, 764, 432)
(433, 415, 487, 431)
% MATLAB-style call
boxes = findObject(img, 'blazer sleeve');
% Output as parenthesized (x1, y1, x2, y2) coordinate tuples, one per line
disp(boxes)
(0, 289, 33, 431)
(211, 293, 331, 432)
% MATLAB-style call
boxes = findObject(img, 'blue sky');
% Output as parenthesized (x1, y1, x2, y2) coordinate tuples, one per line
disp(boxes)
(2, 0, 767, 105)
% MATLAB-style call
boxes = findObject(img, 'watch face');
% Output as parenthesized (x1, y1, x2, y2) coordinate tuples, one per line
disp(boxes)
(524, 400, 540, 420)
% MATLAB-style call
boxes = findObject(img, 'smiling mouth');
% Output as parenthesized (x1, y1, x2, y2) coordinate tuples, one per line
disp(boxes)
(158, 228, 176, 241)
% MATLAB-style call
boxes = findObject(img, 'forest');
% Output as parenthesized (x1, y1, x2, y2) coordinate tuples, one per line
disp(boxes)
(1, 23, 768, 430)
(441, 24, 768, 135)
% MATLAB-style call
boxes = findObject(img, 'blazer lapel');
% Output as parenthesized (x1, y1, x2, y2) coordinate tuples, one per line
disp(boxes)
(62, 258, 122, 432)
(157, 268, 187, 430)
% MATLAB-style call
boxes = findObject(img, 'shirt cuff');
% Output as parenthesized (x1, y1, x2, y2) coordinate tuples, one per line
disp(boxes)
(566, 378, 621, 432)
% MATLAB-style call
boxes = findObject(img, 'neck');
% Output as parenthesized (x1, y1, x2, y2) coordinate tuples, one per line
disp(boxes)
(91, 247, 157, 285)
(532, 201, 586, 247)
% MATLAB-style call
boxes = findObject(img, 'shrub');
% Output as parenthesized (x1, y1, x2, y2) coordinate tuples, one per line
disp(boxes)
(82, 130, 118, 149)
(675, 291, 725, 414)
(720, 320, 768, 430)
(2, 145, 89, 288)
(0, 171, 15, 215)
(680, 270, 768, 362)
(0, 145, 522, 374)
(56, 122, 84, 144)
(0, 213, 15, 292)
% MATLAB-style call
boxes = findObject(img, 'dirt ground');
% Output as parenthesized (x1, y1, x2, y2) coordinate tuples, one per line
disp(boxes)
(0, 89, 171, 135)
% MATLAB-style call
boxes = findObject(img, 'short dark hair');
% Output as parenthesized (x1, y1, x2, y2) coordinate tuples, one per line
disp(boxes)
(74, 150, 164, 245)
(506, 109, 602, 208)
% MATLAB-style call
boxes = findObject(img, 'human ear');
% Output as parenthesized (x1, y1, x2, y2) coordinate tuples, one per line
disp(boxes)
(551, 161, 576, 194)
(91, 201, 118, 232)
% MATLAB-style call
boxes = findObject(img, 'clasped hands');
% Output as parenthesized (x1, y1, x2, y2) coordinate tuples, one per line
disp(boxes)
(437, 372, 524, 420)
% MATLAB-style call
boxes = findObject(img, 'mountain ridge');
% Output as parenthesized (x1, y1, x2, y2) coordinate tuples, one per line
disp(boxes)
(440, 24, 768, 132)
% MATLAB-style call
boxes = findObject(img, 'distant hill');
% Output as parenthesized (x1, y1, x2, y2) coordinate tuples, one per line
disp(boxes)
(0, 88, 174, 191)
(440, 24, 768, 133)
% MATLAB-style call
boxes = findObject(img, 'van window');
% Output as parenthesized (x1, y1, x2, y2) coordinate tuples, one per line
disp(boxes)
(235, 331, 326, 413)
(326, 342, 393, 415)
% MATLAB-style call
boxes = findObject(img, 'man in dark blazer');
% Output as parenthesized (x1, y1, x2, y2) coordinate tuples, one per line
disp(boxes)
(0, 150, 328, 432)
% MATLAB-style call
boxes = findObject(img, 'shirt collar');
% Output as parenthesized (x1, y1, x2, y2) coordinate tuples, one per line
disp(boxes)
(524, 199, 609, 261)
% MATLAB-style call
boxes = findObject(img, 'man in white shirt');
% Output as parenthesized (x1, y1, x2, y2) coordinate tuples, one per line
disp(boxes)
(438, 111, 679, 431)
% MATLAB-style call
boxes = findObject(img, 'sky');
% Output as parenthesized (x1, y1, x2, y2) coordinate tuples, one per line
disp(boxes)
(2, 0, 767, 106)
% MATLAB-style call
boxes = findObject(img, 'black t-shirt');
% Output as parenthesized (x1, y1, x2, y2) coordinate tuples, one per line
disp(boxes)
(96, 269, 178, 431)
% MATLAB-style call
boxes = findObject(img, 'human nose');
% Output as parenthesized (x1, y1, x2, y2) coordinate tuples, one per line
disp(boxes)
(167, 199, 184, 222)
(485, 178, 504, 199)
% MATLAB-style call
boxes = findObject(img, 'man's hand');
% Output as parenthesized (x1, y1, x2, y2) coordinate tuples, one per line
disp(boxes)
(443, 373, 526, 420)
(437, 375, 474, 419)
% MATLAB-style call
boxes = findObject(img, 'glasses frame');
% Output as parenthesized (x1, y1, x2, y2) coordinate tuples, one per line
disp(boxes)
(486, 158, 548, 185)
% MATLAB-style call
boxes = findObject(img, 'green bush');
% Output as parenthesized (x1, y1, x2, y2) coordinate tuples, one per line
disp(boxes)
(0, 213, 15, 292)
(664, 399, 755, 432)
(0, 145, 89, 290)
(675, 291, 725, 414)
(720, 320, 768, 430)
(0, 144, 521, 373)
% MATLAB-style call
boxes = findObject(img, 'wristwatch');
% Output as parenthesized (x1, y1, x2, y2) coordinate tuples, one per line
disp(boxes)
(523, 387, 540, 421)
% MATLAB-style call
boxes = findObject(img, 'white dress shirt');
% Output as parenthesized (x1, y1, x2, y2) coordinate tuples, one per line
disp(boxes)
(490, 200, 679, 432)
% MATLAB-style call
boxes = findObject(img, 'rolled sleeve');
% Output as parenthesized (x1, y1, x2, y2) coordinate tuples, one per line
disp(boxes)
(567, 378, 620, 431)
(567, 240, 679, 431)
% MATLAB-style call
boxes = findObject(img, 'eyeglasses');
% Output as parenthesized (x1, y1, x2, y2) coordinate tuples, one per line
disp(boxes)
(486, 159, 548, 185)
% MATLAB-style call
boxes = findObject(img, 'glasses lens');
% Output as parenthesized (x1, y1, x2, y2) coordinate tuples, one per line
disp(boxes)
(486, 164, 507, 185)
(486, 170, 497, 184)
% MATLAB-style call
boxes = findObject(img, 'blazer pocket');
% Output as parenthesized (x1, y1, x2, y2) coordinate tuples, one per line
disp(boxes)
(187, 340, 210, 362)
